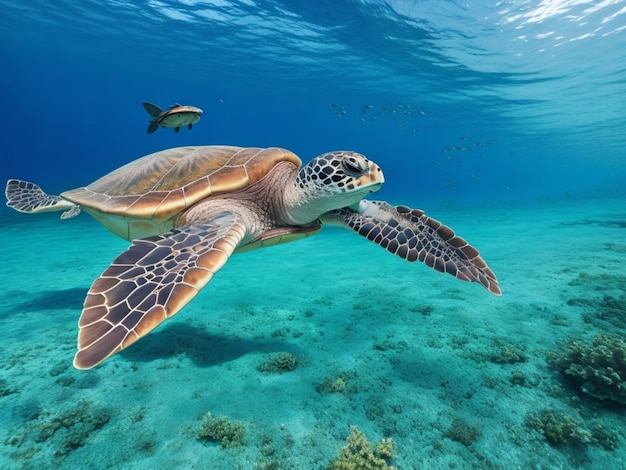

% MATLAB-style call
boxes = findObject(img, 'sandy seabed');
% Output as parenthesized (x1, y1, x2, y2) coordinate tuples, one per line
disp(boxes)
(1, 198, 625, 469)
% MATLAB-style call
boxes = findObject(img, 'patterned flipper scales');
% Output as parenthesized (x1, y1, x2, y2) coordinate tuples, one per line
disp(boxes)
(323, 200, 501, 296)
(5, 179, 80, 218)
(74, 213, 246, 369)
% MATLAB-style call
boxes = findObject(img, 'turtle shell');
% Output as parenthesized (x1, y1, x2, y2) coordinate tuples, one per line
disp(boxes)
(62, 146, 301, 239)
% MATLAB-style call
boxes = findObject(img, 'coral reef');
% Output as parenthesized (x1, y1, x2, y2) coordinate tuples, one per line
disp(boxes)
(585, 295, 626, 328)
(510, 371, 526, 386)
(257, 352, 298, 374)
(316, 377, 348, 394)
(459, 337, 527, 364)
(4, 399, 112, 459)
(36, 400, 112, 456)
(547, 334, 626, 404)
(443, 417, 481, 447)
(373, 339, 409, 353)
(490, 346, 527, 364)
(525, 409, 591, 446)
(327, 426, 395, 470)
(197, 412, 246, 448)
(524, 409, 619, 449)
(568, 294, 626, 329)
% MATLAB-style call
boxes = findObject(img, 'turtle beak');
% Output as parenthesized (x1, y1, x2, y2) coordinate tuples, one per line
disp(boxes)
(369, 163, 384, 184)
(355, 163, 384, 192)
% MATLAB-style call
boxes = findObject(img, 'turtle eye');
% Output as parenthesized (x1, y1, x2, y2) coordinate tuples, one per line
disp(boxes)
(342, 155, 366, 176)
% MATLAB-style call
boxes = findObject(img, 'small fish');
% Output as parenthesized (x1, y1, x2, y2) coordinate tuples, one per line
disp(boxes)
(142, 102, 203, 134)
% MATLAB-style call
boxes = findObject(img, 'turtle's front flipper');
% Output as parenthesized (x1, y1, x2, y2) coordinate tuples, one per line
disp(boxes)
(5, 179, 80, 217)
(74, 213, 247, 369)
(322, 200, 501, 296)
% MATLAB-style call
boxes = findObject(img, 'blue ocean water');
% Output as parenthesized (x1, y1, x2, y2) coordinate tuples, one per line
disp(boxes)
(2, 0, 625, 205)
(1, 1, 626, 468)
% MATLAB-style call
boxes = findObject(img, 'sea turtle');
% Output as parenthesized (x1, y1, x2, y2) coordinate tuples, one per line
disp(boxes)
(142, 101, 203, 134)
(5, 145, 500, 369)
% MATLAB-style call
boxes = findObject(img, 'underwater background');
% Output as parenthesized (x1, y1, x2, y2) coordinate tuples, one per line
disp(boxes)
(1, 1, 625, 468)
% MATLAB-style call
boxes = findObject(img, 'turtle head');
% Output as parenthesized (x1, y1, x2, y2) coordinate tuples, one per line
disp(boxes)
(297, 151, 384, 195)
(286, 151, 384, 224)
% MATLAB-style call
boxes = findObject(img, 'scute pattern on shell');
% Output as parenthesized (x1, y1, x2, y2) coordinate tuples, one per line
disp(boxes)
(60, 146, 301, 221)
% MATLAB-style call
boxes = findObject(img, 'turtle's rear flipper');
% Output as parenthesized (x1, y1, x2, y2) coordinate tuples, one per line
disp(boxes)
(73, 213, 247, 369)
(5, 179, 80, 218)
(322, 200, 501, 296)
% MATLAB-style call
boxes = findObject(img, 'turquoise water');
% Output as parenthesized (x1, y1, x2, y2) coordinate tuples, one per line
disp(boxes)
(1, 1, 626, 468)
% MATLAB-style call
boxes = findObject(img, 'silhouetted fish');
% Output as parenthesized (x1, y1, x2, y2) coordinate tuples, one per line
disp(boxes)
(142, 102, 203, 134)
